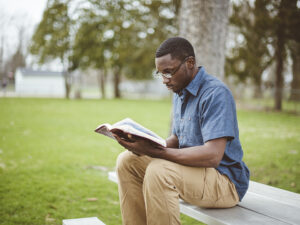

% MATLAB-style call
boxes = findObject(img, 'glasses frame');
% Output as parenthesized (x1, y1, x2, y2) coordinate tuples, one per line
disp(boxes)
(154, 56, 192, 79)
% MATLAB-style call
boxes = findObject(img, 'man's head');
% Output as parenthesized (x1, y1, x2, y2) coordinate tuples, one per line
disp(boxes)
(155, 37, 195, 61)
(154, 37, 197, 93)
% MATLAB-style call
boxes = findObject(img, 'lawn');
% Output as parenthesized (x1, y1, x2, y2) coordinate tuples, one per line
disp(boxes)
(0, 98, 299, 225)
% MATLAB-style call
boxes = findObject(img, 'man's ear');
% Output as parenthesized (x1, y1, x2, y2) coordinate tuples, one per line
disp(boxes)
(186, 57, 195, 69)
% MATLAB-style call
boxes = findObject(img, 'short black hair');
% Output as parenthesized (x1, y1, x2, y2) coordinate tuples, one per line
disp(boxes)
(155, 37, 195, 61)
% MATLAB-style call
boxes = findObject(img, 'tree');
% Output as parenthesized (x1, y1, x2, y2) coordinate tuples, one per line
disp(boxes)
(0, 13, 16, 85)
(32, 0, 178, 99)
(104, 0, 178, 98)
(226, 1, 273, 98)
(227, 0, 300, 110)
(179, 0, 230, 80)
(289, 41, 300, 101)
(273, 0, 287, 110)
(30, 0, 72, 98)
(70, 3, 109, 99)
(123, 0, 178, 81)
(287, 3, 300, 101)
(70, 0, 138, 98)
(71, 0, 178, 98)
(0, 13, 30, 86)
(8, 27, 27, 78)
(261, 0, 299, 110)
(0, 35, 4, 85)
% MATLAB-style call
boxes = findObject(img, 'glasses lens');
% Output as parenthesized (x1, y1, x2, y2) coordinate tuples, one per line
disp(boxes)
(152, 70, 159, 78)
(162, 73, 172, 79)
(153, 71, 172, 79)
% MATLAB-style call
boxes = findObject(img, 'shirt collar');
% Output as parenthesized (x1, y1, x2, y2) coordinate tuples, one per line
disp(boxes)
(183, 66, 205, 97)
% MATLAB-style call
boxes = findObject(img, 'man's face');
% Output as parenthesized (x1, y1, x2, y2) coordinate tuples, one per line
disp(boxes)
(155, 54, 193, 93)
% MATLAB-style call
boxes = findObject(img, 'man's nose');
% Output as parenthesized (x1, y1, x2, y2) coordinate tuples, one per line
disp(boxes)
(162, 76, 170, 84)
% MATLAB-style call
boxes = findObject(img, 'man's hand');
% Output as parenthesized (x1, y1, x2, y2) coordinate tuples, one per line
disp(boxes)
(111, 130, 163, 157)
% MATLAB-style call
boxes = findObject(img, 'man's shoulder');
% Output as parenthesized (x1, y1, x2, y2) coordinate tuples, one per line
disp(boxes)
(200, 75, 232, 99)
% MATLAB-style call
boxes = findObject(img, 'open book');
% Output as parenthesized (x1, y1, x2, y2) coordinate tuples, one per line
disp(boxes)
(94, 118, 166, 147)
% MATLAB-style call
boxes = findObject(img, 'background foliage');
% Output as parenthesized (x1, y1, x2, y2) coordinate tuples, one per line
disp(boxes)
(30, 0, 178, 98)
(226, 0, 300, 110)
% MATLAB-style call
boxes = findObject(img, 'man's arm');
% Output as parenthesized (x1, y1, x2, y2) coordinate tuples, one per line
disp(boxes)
(159, 137, 227, 168)
(166, 134, 179, 148)
(113, 132, 227, 168)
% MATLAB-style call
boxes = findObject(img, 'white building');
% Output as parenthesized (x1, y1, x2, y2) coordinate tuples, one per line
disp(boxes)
(120, 78, 171, 99)
(15, 68, 65, 97)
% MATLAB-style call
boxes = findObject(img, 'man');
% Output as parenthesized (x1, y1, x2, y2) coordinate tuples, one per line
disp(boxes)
(112, 37, 250, 225)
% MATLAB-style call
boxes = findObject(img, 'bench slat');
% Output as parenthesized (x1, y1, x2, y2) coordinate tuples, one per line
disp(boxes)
(62, 217, 106, 225)
(180, 201, 289, 225)
(238, 192, 300, 224)
(108, 171, 118, 183)
(248, 181, 300, 208)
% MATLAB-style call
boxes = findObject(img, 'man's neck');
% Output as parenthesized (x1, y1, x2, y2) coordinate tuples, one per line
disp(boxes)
(190, 66, 200, 80)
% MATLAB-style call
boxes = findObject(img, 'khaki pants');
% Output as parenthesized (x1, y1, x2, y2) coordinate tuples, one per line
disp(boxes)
(116, 151, 239, 225)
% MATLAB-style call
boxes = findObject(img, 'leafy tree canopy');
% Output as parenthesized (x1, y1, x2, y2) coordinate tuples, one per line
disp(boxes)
(71, 0, 178, 80)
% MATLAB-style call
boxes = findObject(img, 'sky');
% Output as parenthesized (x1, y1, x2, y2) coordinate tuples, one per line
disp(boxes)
(0, 0, 47, 24)
(0, 0, 48, 61)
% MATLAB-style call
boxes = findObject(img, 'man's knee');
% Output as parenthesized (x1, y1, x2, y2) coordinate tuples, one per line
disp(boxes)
(116, 150, 135, 173)
(143, 159, 176, 190)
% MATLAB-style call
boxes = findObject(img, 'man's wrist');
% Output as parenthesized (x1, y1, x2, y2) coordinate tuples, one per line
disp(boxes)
(154, 146, 171, 159)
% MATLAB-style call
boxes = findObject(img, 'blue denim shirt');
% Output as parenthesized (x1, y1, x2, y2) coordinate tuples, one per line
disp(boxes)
(172, 67, 250, 200)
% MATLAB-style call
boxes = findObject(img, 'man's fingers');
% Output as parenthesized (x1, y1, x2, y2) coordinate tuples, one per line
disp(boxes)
(114, 135, 133, 150)
(112, 133, 126, 145)
(113, 134, 123, 143)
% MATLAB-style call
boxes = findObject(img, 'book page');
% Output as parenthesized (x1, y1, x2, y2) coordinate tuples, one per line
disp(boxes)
(95, 118, 166, 147)
(94, 124, 115, 139)
(112, 118, 166, 147)
(112, 118, 164, 141)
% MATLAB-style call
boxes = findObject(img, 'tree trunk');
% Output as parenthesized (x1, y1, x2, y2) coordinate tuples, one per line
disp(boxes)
(0, 36, 4, 83)
(64, 71, 71, 99)
(114, 68, 121, 98)
(274, 38, 284, 111)
(179, 0, 230, 80)
(62, 58, 71, 99)
(289, 42, 300, 101)
(253, 68, 264, 99)
(253, 84, 263, 99)
(74, 72, 82, 99)
(274, 2, 287, 111)
(97, 70, 106, 99)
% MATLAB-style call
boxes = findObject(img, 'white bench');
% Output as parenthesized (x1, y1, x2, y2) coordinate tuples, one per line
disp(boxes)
(62, 217, 106, 225)
(108, 171, 300, 225)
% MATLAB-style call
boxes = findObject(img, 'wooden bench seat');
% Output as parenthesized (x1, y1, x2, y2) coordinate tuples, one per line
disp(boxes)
(108, 171, 300, 225)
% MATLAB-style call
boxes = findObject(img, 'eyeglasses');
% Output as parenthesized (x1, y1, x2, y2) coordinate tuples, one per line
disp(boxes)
(153, 56, 191, 79)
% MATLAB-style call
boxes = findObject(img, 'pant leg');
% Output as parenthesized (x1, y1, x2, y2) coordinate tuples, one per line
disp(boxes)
(116, 151, 152, 225)
(143, 159, 239, 225)
(176, 166, 239, 208)
(143, 159, 182, 225)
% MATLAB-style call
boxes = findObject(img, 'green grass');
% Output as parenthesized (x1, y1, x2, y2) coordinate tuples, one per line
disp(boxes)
(0, 98, 299, 225)
(238, 98, 300, 113)
(238, 109, 300, 190)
